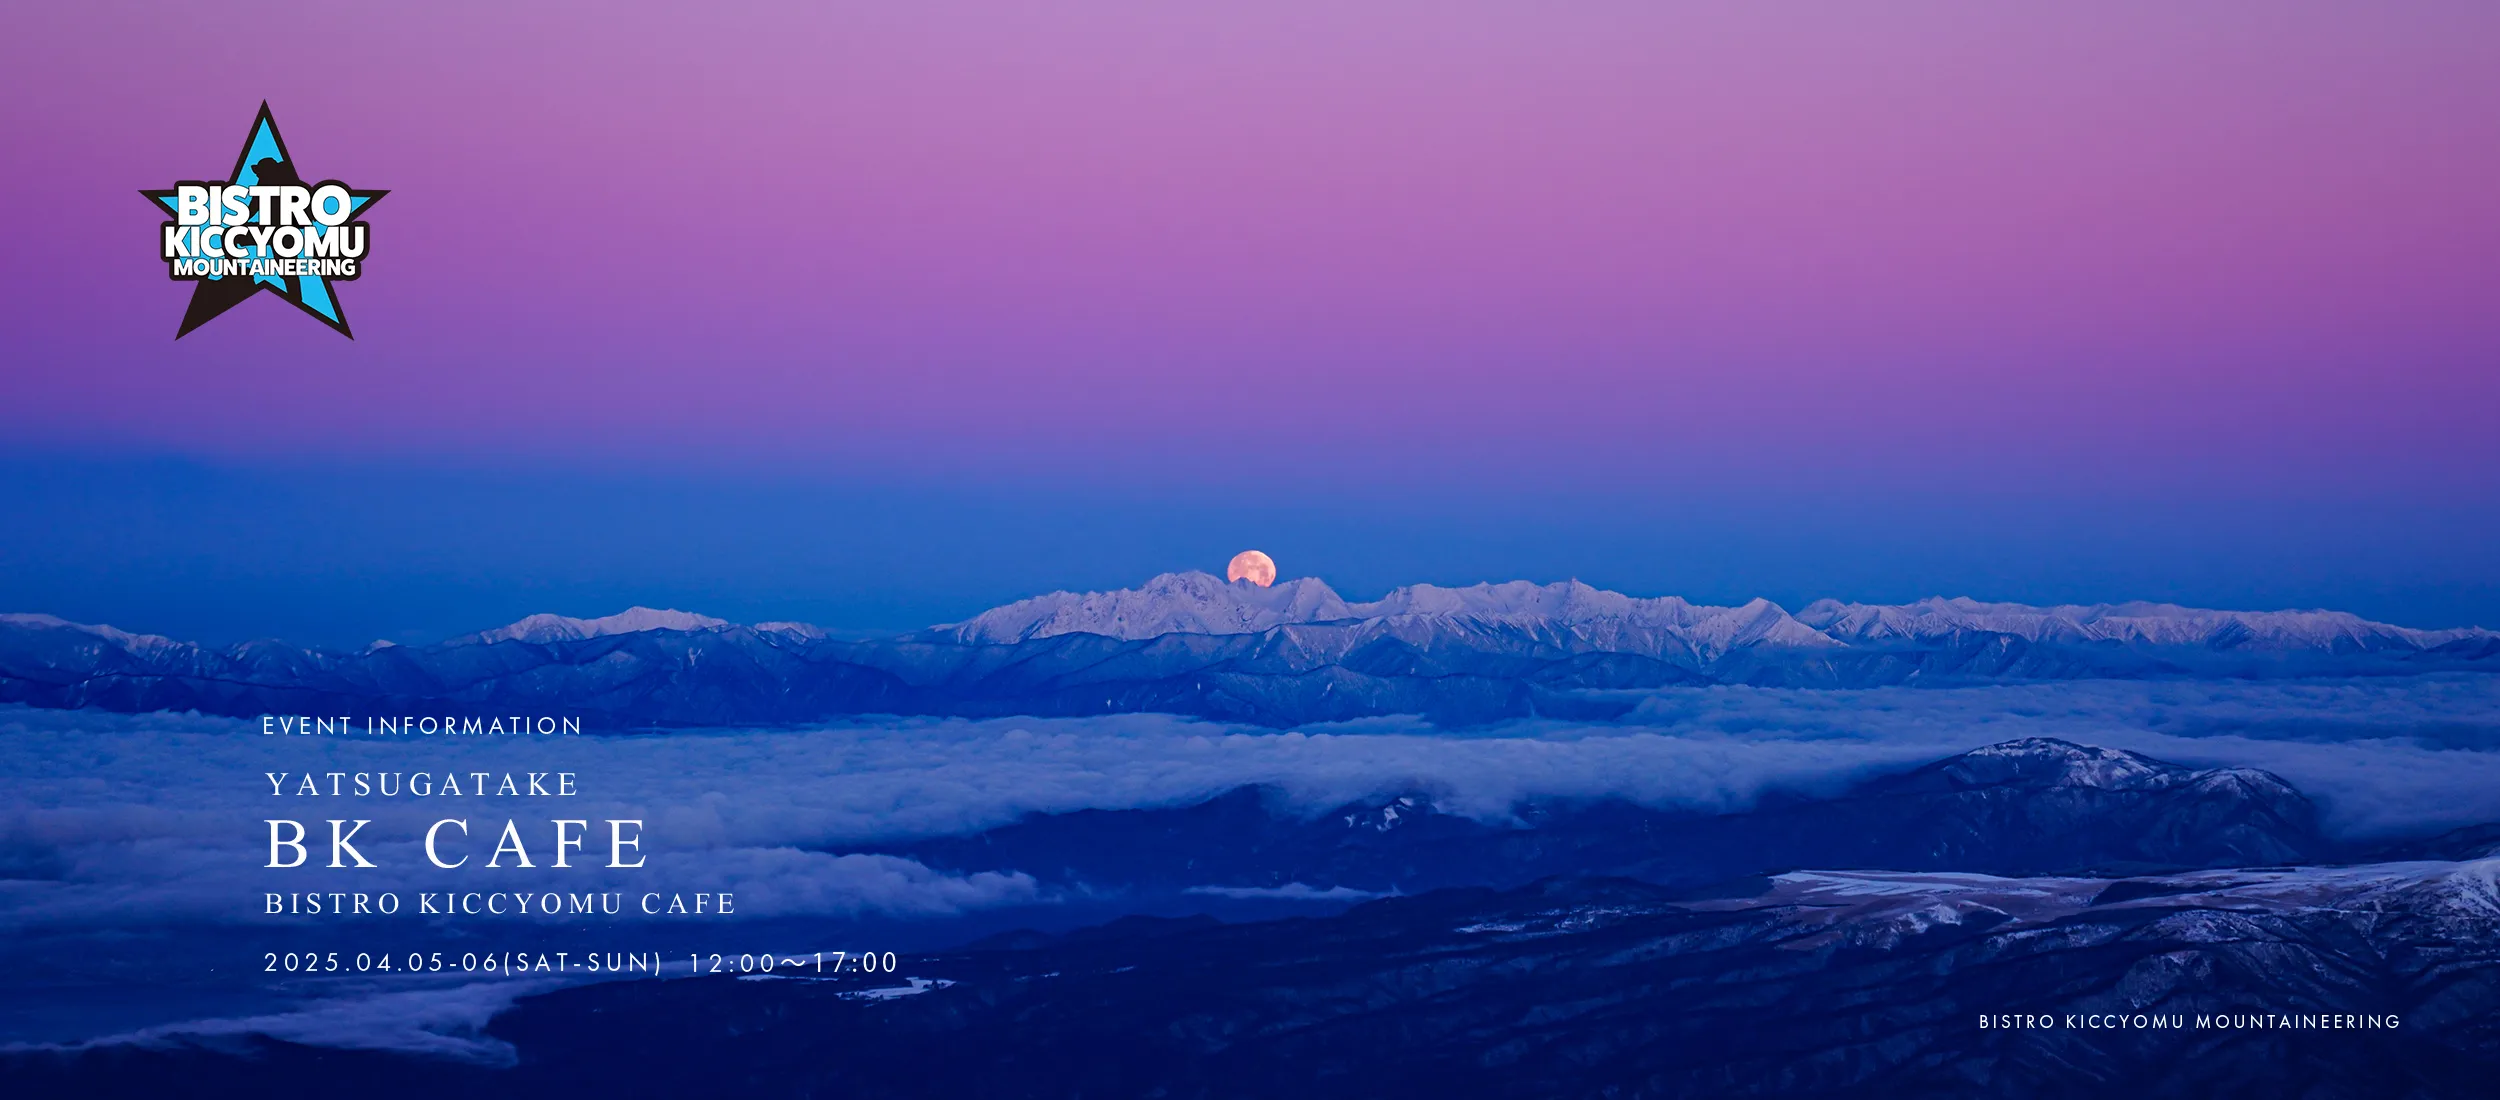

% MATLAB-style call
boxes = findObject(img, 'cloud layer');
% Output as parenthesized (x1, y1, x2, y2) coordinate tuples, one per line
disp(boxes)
(4, 676, 2495, 934)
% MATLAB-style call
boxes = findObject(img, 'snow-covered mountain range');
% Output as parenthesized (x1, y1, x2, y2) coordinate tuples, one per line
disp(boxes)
(939, 572, 2484, 655)
(2, 575, 2492, 727)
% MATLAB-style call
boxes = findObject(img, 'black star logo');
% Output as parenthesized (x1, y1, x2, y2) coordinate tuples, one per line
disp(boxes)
(143, 103, 387, 339)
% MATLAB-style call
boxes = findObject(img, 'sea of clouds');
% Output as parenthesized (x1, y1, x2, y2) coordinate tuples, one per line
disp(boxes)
(5, 675, 2498, 935)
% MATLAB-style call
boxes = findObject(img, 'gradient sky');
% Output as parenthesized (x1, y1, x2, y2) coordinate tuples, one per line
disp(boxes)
(1, 2, 2496, 642)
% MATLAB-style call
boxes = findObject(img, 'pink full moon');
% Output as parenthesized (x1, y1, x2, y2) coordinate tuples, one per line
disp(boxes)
(1226, 550, 1277, 587)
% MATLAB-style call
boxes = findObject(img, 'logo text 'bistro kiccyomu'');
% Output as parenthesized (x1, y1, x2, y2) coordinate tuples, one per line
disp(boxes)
(143, 103, 386, 339)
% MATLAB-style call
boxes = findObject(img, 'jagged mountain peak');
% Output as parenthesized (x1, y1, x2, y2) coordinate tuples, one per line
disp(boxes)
(0, 612, 185, 655)
(1872, 738, 2190, 794)
(1358, 578, 1632, 619)
(452, 606, 731, 647)
(1863, 738, 2306, 812)
(938, 572, 1355, 644)
(1948, 738, 2178, 788)
(752, 621, 829, 639)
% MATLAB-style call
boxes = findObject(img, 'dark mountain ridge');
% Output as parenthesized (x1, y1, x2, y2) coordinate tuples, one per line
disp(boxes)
(872, 738, 2330, 897)
(16, 858, 2500, 1098)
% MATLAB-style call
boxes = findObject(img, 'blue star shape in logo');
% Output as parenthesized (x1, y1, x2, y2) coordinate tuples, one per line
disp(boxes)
(142, 103, 387, 338)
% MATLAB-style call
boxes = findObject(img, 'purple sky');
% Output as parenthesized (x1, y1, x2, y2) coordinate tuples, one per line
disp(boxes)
(4, 1, 2493, 486)
(0, 3, 2496, 638)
